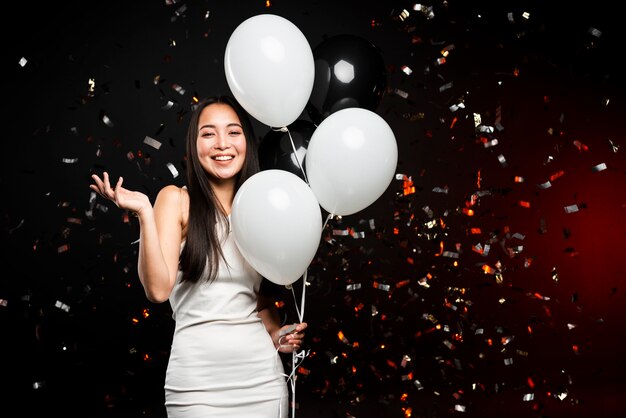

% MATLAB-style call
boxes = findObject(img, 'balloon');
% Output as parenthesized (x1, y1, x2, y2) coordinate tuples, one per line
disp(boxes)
(224, 14, 315, 128)
(231, 169, 323, 286)
(307, 34, 387, 124)
(305, 107, 397, 216)
(258, 120, 316, 181)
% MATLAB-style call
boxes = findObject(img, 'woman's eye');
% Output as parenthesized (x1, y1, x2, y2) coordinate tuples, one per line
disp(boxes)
(229, 131, 242, 136)
(202, 132, 215, 137)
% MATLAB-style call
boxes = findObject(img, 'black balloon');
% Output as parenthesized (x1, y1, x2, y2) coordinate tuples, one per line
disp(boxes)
(307, 34, 387, 124)
(258, 119, 316, 181)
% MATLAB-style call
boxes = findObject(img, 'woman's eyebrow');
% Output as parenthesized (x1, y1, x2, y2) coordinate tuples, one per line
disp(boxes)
(199, 122, 242, 130)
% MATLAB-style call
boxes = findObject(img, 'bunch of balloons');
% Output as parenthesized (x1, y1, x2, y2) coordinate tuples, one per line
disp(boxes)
(225, 14, 397, 286)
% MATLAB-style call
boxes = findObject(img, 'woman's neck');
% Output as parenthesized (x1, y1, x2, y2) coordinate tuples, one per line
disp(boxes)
(210, 178, 236, 216)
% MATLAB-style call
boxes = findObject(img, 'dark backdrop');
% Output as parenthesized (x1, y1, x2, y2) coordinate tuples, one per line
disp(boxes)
(2, 1, 624, 417)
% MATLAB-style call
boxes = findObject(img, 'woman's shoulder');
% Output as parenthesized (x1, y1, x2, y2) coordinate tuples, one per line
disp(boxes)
(155, 185, 189, 209)
(155, 185, 189, 232)
(157, 184, 188, 198)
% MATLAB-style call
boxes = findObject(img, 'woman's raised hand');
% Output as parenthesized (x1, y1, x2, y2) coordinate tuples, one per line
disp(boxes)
(90, 172, 151, 215)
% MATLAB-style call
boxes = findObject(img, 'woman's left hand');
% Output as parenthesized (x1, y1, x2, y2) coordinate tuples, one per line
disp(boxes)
(275, 322, 307, 353)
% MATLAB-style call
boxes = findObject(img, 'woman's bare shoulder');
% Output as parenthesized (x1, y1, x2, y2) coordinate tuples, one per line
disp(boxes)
(154, 185, 186, 210)
(155, 185, 189, 230)
(156, 184, 187, 200)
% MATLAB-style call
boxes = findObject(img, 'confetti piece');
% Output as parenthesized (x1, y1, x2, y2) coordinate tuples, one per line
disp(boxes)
(588, 27, 602, 38)
(450, 102, 465, 112)
(443, 340, 455, 350)
(19, 57, 28, 67)
(173, 4, 188, 18)
(171, 83, 186, 95)
(88, 78, 96, 97)
(484, 139, 498, 148)
(62, 157, 79, 164)
(497, 154, 507, 166)
(439, 82, 453, 92)
(591, 162, 607, 172)
(100, 111, 114, 127)
(564, 204, 579, 213)
(573, 140, 588, 152)
(144, 136, 162, 149)
(0, 299, 7, 307)
(32, 381, 46, 390)
(93, 203, 108, 214)
(551, 267, 559, 282)
(398, 9, 410, 21)
(550, 170, 565, 181)
(537, 181, 552, 189)
(166, 162, 179, 178)
(346, 283, 361, 291)
(482, 264, 496, 274)
(393, 88, 408, 99)
(441, 44, 455, 57)
(55, 300, 70, 312)
(373, 282, 391, 291)
(442, 251, 459, 259)
(473, 113, 482, 127)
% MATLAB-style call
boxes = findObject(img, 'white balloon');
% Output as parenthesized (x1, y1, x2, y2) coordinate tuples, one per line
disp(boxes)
(231, 169, 323, 286)
(224, 14, 315, 128)
(305, 107, 398, 216)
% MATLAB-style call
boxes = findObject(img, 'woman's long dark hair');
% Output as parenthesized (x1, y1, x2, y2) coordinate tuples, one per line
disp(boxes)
(179, 96, 260, 283)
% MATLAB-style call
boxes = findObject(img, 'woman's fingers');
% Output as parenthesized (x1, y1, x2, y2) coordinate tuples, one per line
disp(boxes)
(90, 172, 119, 201)
(102, 172, 114, 197)
(283, 329, 305, 349)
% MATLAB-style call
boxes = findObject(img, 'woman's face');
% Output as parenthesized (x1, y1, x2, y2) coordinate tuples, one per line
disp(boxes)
(196, 103, 247, 184)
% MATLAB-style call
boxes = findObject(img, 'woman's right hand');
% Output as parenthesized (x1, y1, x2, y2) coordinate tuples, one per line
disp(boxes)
(90, 172, 151, 216)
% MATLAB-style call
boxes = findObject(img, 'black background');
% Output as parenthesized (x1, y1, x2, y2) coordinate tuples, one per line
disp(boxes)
(2, 1, 625, 417)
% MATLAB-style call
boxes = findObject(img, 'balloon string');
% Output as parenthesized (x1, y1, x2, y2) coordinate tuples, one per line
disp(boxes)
(284, 270, 310, 418)
(322, 212, 334, 230)
(279, 126, 309, 184)
(290, 270, 307, 323)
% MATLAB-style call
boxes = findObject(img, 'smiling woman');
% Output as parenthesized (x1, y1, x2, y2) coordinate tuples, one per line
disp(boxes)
(89, 96, 308, 417)
(5, 1, 625, 417)
(196, 103, 247, 186)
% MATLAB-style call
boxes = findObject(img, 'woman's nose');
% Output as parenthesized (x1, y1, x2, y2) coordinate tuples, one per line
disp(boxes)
(214, 134, 230, 149)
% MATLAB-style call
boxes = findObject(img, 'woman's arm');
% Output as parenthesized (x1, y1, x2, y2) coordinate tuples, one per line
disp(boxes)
(137, 185, 183, 303)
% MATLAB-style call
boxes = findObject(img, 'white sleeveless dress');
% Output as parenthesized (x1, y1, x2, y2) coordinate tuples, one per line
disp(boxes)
(165, 217, 288, 417)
